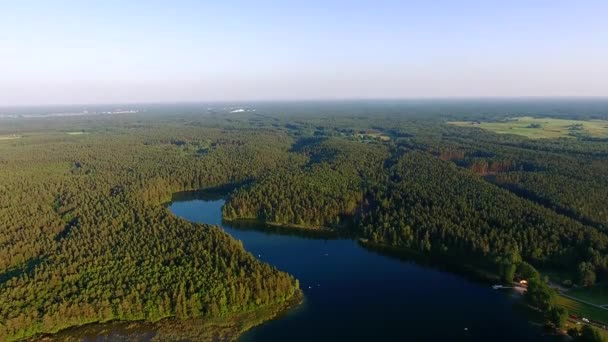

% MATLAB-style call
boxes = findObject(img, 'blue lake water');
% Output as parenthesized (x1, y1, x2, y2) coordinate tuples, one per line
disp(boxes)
(168, 194, 546, 341)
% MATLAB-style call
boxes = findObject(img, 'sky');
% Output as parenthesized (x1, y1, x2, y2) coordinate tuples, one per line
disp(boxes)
(1, 0, 607, 105)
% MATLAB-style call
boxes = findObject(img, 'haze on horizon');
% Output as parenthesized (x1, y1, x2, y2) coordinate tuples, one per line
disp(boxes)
(1, 0, 607, 106)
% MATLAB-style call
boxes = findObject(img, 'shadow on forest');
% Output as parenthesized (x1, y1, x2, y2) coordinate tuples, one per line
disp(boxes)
(0, 257, 44, 285)
(169, 182, 250, 203)
(359, 241, 500, 284)
(224, 218, 350, 240)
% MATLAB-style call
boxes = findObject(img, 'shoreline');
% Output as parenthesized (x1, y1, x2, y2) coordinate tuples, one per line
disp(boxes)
(170, 190, 606, 339)
(224, 213, 503, 285)
(28, 190, 305, 342)
(223, 216, 334, 232)
(31, 291, 304, 342)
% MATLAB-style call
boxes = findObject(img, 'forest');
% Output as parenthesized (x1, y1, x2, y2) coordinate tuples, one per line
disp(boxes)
(1, 101, 608, 340)
(0, 120, 300, 341)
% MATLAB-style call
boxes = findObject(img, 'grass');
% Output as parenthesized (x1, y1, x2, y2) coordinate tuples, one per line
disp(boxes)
(541, 269, 573, 284)
(557, 295, 608, 324)
(448, 116, 608, 139)
(594, 326, 608, 340)
(354, 132, 391, 141)
(0, 134, 22, 140)
(568, 287, 608, 306)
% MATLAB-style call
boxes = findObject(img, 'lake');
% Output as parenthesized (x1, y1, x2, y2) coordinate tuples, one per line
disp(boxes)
(168, 191, 547, 341)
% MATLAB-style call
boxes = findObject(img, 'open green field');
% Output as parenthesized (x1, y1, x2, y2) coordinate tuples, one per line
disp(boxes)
(557, 295, 608, 324)
(354, 132, 391, 141)
(568, 287, 608, 306)
(0, 135, 22, 140)
(449, 116, 608, 139)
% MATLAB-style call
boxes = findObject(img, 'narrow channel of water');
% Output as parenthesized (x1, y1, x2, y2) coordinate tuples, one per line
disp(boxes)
(168, 192, 546, 341)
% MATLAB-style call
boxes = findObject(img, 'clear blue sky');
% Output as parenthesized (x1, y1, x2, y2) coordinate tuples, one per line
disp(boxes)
(1, 0, 607, 105)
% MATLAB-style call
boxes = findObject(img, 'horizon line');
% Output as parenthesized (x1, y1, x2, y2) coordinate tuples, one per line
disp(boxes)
(3, 95, 608, 109)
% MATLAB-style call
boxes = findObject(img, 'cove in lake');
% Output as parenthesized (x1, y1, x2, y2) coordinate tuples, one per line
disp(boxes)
(168, 191, 548, 342)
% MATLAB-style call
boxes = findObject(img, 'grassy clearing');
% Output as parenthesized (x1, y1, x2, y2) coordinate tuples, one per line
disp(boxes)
(557, 295, 608, 324)
(354, 132, 391, 141)
(568, 287, 608, 306)
(449, 116, 608, 139)
(598, 328, 608, 340)
(542, 269, 574, 286)
(0, 134, 22, 140)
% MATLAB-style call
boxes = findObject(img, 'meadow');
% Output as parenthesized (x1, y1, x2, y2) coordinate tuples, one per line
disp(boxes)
(449, 116, 608, 139)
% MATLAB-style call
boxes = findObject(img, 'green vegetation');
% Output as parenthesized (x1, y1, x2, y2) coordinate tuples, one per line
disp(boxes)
(0, 134, 22, 140)
(568, 287, 608, 306)
(353, 131, 391, 141)
(2, 103, 608, 340)
(524, 274, 565, 327)
(568, 325, 606, 342)
(557, 296, 608, 324)
(38, 291, 302, 341)
(0, 123, 299, 341)
(449, 116, 608, 139)
(223, 137, 388, 227)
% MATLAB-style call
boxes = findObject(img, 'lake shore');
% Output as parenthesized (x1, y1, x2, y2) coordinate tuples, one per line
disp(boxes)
(31, 291, 304, 342)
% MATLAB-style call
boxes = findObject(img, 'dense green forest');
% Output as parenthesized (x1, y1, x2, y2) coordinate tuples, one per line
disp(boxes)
(1, 101, 608, 340)
(359, 150, 607, 270)
(0, 122, 299, 341)
(220, 113, 608, 287)
(223, 137, 388, 227)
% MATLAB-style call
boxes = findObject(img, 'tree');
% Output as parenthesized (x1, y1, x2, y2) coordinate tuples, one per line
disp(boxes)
(578, 262, 597, 287)
(569, 325, 605, 342)
(496, 250, 522, 283)
(548, 306, 568, 328)
(524, 278, 556, 312)
(568, 327, 580, 339)
(516, 261, 540, 281)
